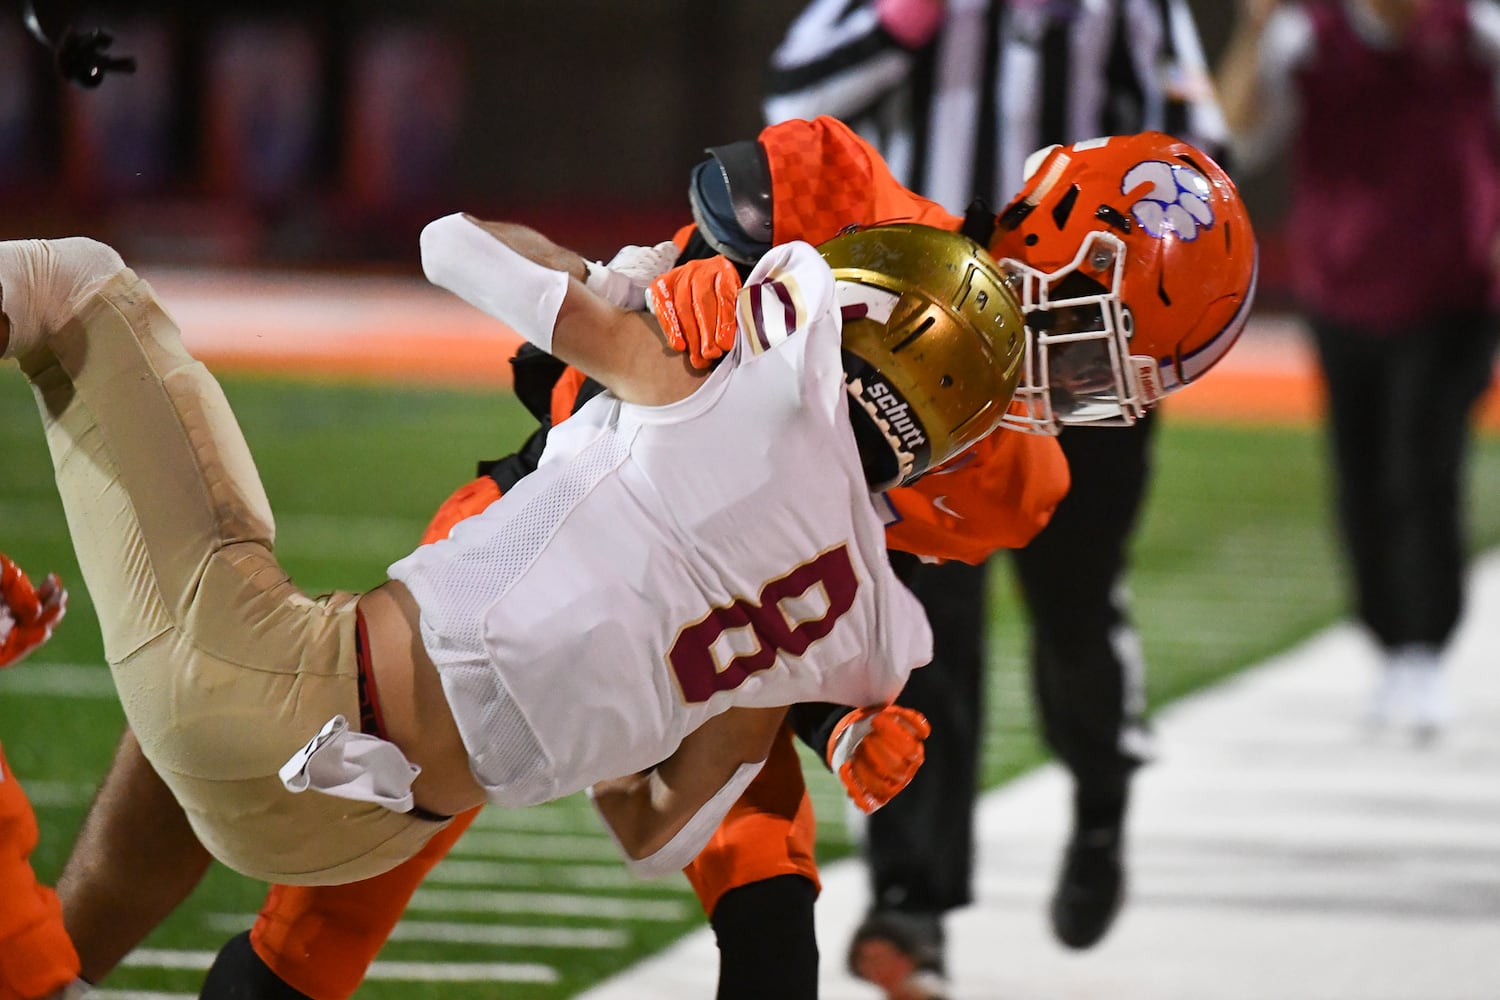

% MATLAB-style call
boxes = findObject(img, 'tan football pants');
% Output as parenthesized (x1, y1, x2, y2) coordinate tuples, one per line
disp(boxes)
(14, 254, 444, 884)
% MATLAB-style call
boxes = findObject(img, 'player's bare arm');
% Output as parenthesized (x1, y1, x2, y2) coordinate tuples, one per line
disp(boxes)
(421, 213, 709, 407)
(590, 706, 787, 861)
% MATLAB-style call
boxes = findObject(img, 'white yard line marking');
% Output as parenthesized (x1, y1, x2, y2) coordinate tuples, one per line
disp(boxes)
(0, 663, 115, 698)
(121, 950, 556, 984)
(366, 961, 556, 983)
(427, 858, 688, 892)
(112, 950, 236, 971)
(16, 780, 99, 808)
(201, 912, 629, 948)
(470, 805, 600, 832)
(408, 889, 689, 922)
(385, 920, 626, 949)
(366, 959, 555, 983)
(448, 829, 624, 861)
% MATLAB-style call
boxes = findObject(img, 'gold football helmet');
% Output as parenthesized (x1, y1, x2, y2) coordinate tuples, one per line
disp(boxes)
(818, 223, 1025, 490)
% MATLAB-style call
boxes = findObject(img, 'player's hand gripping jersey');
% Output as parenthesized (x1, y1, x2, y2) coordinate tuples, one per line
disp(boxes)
(388, 240, 932, 809)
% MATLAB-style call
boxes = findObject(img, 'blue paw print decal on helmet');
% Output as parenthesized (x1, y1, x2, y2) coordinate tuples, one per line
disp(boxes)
(1122, 160, 1214, 241)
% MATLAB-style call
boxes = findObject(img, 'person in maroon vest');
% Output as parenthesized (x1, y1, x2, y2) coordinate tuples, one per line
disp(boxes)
(1219, 0, 1500, 741)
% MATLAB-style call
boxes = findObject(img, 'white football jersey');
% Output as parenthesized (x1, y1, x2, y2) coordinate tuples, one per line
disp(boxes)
(389, 242, 933, 807)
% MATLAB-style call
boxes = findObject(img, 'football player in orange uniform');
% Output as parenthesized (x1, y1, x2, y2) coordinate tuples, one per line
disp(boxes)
(185, 120, 1256, 1000)
(0, 554, 85, 1000)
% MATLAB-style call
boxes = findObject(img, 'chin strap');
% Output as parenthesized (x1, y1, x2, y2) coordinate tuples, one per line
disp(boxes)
(24, 0, 136, 89)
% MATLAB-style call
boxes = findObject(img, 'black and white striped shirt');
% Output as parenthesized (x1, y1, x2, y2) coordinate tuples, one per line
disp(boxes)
(764, 0, 1226, 215)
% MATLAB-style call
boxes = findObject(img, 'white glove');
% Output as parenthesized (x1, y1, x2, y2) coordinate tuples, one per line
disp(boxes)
(584, 240, 682, 311)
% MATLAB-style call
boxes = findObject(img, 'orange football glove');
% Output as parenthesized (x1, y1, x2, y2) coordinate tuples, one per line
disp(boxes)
(647, 255, 742, 370)
(0, 554, 67, 668)
(827, 705, 931, 814)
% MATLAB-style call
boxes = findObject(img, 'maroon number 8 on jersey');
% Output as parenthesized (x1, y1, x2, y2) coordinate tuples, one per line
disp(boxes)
(668, 545, 861, 703)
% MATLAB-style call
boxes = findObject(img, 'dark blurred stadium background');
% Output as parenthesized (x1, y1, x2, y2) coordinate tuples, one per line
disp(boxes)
(0, 2, 1287, 293)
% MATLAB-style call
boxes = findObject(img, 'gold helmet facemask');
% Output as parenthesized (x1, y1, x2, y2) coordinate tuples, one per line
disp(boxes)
(818, 223, 1027, 490)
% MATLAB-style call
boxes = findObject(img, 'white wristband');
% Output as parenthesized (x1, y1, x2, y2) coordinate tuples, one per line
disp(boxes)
(419, 213, 569, 354)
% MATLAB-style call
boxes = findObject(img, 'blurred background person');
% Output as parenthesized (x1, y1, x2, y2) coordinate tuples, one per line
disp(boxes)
(1217, 0, 1500, 741)
(762, 0, 1228, 994)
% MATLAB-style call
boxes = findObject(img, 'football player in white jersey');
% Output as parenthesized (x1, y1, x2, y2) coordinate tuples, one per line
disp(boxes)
(0, 218, 1023, 895)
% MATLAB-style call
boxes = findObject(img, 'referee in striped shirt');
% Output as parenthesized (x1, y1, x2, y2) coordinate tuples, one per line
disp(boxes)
(763, 1, 1227, 995)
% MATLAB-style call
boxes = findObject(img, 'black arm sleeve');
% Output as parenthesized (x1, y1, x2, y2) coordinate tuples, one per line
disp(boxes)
(508, 343, 567, 424)
(476, 423, 550, 492)
(790, 702, 854, 771)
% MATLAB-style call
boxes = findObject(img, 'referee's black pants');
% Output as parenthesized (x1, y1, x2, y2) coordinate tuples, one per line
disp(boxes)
(1309, 310, 1499, 653)
(867, 415, 1157, 915)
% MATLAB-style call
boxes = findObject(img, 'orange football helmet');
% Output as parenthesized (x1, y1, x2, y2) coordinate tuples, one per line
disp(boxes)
(988, 132, 1258, 434)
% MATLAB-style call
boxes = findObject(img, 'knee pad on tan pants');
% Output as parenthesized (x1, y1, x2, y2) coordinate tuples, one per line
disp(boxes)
(21, 264, 445, 884)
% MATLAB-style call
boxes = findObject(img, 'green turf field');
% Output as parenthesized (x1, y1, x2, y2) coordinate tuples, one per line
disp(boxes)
(3, 370, 1499, 998)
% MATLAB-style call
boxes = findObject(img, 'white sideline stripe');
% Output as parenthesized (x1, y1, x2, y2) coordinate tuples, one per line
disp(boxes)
(202, 912, 628, 948)
(120, 949, 555, 983)
(408, 888, 689, 922)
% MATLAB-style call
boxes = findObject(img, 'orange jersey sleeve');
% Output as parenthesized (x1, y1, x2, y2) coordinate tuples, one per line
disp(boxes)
(881, 429, 1070, 564)
(760, 116, 962, 245)
(0, 744, 80, 1000)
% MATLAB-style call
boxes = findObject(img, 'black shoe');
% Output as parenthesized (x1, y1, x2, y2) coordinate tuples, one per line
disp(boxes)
(847, 910, 950, 1000)
(1049, 824, 1125, 950)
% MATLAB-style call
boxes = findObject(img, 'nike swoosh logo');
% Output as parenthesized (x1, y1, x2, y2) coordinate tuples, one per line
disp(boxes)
(931, 496, 962, 519)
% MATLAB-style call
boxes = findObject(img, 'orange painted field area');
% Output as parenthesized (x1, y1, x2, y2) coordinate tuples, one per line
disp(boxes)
(146, 267, 1500, 430)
